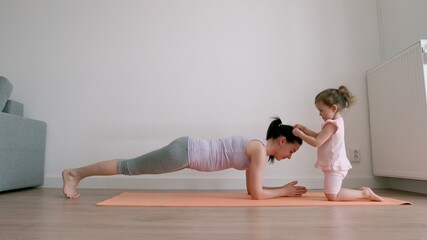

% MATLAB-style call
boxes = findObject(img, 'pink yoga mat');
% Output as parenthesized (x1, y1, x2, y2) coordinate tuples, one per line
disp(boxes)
(96, 191, 412, 207)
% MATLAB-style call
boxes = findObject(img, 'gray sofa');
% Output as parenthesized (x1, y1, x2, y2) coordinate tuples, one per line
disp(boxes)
(0, 76, 47, 192)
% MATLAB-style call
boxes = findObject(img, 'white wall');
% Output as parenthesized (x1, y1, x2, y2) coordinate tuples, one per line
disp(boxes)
(378, 0, 427, 60)
(376, 0, 427, 194)
(0, 0, 385, 190)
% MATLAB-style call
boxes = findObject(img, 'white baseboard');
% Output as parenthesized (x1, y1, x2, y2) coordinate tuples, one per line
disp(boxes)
(45, 175, 389, 190)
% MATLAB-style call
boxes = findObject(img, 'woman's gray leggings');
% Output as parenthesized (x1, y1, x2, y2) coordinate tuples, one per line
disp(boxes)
(117, 137, 189, 175)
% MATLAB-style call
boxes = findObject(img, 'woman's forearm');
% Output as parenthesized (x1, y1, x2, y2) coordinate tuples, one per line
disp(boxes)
(249, 181, 307, 200)
(249, 188, 288, 200)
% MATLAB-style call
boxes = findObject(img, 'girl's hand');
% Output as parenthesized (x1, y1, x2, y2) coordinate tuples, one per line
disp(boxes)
(294, 124, 306, 131)
(292, 127, 303, 137)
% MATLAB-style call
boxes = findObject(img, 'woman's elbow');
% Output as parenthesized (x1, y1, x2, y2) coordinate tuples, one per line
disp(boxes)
(250, 191, 265, 200)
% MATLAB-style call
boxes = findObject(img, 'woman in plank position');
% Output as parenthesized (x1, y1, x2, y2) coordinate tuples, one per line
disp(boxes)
(292, 86, 382, 201)
(63, 117, 308, 200)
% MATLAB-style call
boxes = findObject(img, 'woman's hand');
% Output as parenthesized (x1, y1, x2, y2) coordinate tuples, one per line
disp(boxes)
(282, 181, 307, 197)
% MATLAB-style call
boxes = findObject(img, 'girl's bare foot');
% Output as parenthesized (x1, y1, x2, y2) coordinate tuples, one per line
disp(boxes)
(62, 169, 81, 199)
(361, 187, 383, 201)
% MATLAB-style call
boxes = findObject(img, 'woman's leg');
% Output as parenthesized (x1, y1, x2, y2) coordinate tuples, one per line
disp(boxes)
(117, 137, 189, 175)
(62, 159, 118, 199)
(323, 170, 383, 201)
(62, 137, 189, 199)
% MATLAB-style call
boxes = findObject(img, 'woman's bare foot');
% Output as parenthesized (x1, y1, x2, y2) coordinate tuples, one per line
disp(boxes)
(361, 187, 383, 201)
(62, 169, 81, 199)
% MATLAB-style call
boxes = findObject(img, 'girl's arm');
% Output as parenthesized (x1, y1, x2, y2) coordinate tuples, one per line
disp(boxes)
(294, 124, 318, 138)
(293, 123, 336, 147)
(245, 141, 307, 200)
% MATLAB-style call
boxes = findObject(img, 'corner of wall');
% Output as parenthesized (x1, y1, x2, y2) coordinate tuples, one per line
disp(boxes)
(376, 0, 385, 62)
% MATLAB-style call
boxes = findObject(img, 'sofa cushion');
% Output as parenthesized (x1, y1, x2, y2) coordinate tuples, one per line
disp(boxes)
(0, 76, 13, 112)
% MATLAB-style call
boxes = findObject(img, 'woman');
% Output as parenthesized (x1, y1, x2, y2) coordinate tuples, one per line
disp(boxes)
(62, 117, 307, 200)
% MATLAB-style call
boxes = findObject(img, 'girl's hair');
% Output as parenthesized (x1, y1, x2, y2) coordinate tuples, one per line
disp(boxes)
(266, 117, 303, 163)
(315, 85, 355, 111)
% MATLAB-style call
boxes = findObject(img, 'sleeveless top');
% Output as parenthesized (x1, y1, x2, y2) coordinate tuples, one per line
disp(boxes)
(188, 136, 266, 172)
(315, 117, 352, 171)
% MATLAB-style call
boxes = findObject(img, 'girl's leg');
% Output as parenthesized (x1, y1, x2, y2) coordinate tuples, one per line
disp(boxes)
(62, 159, 118, 199)
(360, 187, 383, 201)
(323, 170, 383, 201)
(326, 187, 382, 201)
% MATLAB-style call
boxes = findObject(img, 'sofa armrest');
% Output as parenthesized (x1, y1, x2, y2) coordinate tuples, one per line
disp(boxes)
(3, 100, 24, 116)
(0, 112, 47, 192)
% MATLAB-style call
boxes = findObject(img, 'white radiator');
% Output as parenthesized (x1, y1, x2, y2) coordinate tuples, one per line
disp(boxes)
(367, 40, 427, 181)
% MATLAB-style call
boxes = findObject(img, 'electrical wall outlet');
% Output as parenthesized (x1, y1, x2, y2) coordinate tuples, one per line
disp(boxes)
(349, 148, 361, 162)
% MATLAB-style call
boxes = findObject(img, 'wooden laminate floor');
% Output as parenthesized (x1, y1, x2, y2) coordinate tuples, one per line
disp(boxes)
(0, 188, 426, 240)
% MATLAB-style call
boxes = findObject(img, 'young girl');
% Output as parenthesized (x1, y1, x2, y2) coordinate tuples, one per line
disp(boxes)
(63, 117, 308, 200)
(292, 86, 382, 201)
